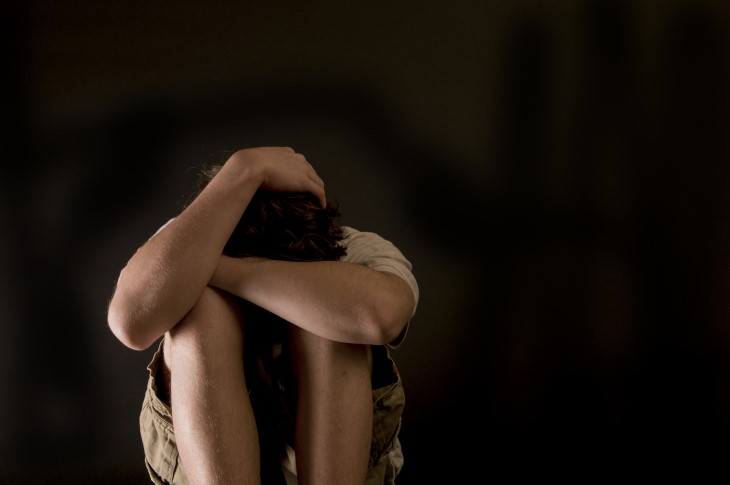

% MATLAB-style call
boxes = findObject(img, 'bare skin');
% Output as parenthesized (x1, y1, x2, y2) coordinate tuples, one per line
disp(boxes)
(289, 326, 373, 484)
(164, 287, 259, 485)
(107, 147, 415, 484)
(160, 289, 373, 485)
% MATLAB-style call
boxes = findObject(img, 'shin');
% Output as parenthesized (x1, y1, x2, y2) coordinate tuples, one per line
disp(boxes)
(289, 326, 373, 485)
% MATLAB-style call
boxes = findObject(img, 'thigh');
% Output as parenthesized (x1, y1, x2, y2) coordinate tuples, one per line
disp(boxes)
(141, 288, 250, 484)
(139, 340, 189, 484)
(160, 287, 247, 403)
(367, 346, 406, 485)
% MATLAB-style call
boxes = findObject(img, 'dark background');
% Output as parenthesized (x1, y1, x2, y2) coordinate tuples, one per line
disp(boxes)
(2, 0, 730, 483)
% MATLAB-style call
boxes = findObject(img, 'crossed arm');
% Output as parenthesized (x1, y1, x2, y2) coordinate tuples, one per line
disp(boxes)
(107, 147, 415, 351)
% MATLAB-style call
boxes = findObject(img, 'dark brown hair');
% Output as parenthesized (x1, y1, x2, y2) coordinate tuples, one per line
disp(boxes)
(197, 163, 347, 262)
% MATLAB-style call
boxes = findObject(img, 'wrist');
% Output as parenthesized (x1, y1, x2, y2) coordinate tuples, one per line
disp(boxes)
(210, 256, 264, 298)
(226, 150, 266, 189)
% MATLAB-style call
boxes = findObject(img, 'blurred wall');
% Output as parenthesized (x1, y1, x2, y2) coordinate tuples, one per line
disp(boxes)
(2, 0, 730, 482)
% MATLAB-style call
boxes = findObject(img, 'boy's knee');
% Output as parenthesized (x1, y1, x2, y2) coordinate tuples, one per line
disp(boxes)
(289, 326, 371, 370)
(168, 286, 245, 351)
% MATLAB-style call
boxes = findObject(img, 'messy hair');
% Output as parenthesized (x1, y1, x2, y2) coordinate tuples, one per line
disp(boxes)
(197, 163, 347, 262)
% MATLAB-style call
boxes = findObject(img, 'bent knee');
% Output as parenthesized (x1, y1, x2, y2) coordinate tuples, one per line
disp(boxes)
(168, 287, 244, 348)
(289, 326, 371, 369)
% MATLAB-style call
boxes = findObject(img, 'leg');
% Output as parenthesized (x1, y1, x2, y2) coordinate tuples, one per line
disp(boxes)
(289, 325, 373, 485)
(164, 286, 260, 485)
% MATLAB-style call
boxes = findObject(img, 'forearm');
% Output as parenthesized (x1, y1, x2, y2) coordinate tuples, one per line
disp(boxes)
(108, 159, 262, 350)
(209, 256, 415, 345)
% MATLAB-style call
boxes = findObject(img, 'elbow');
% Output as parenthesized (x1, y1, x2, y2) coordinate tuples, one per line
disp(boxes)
(361, 273, 415, 346)
(107, 301, 156, 351)
(366, 295, 412, 346)
(372, 323, 406, 347)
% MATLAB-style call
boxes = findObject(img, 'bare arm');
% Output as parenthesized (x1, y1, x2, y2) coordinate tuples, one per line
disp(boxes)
(107, 147, 326, 350)
(209, 256, 416, 345)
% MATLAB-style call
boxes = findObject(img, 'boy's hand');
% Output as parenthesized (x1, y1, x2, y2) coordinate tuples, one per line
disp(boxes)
(229, 146, 326, 207)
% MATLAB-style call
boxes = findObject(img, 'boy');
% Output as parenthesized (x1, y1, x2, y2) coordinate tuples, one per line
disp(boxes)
(108, 147, 418, 484)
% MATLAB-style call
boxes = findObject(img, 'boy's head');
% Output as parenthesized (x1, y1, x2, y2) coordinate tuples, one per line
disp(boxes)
(197, 163, 347, 262)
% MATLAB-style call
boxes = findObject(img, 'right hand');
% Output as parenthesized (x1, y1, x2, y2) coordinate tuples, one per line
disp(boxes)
(229, 146, 326, 206)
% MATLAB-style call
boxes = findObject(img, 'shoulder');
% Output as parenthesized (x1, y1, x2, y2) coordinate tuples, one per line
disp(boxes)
(340, 226, 408, 267)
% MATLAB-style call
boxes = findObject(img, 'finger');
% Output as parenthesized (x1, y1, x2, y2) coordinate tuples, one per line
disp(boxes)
(316, 188, 327, 208)
(302, 157, 323, 186)
(294, 152, 326, 206)
(308, 175, 326, 207)
(310, 174, 325, 193)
